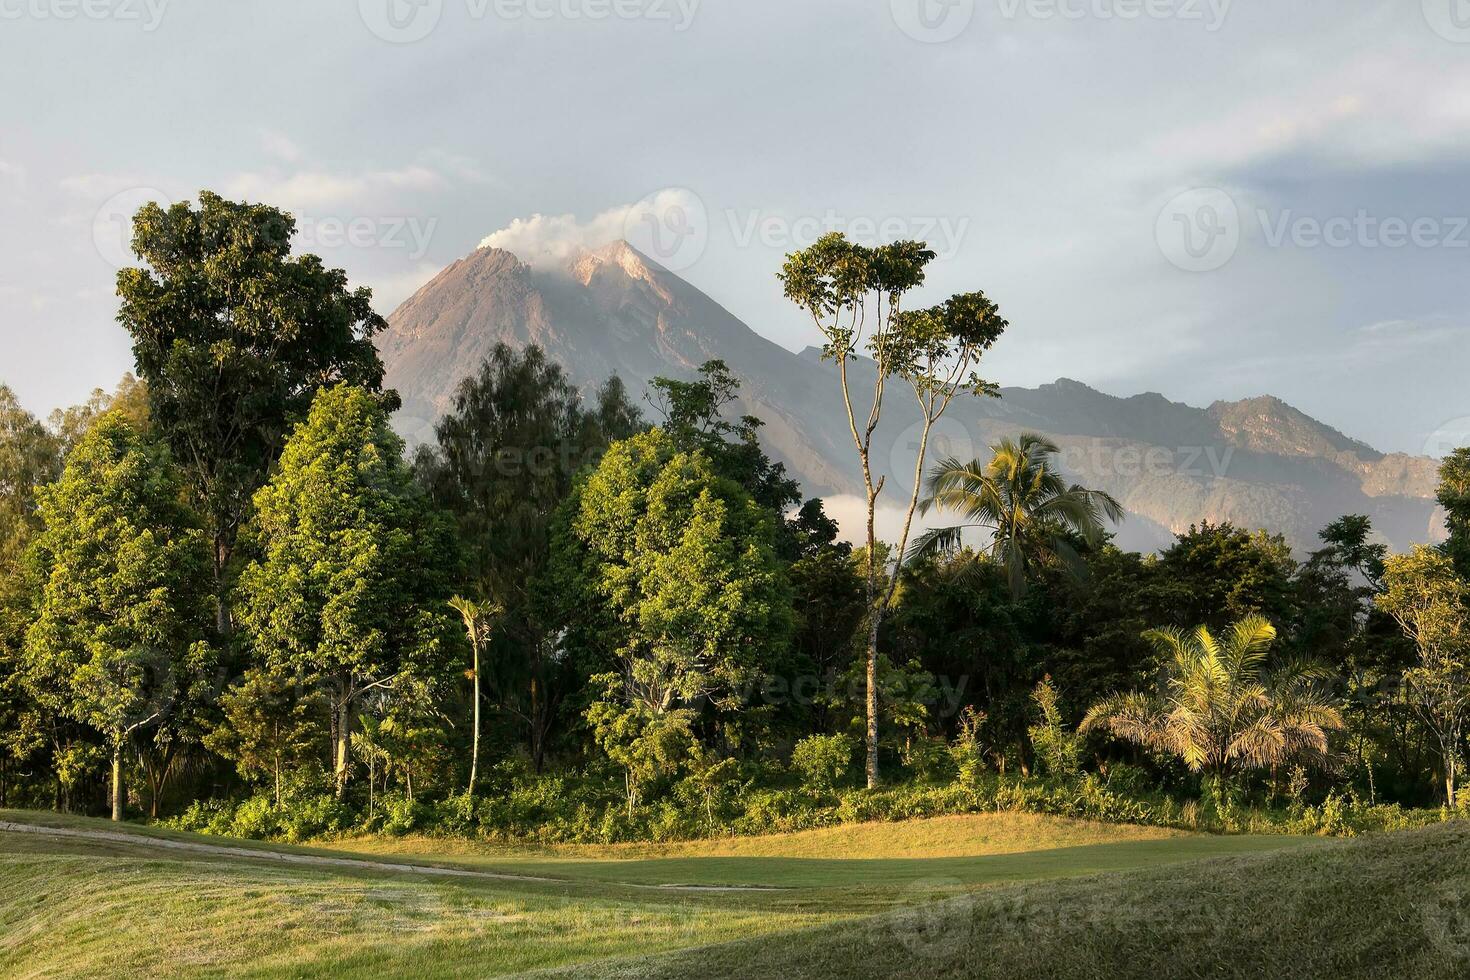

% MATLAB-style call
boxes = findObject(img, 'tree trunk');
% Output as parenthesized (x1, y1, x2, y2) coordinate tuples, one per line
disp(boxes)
(110, 743, 123, 822)
(865, 611, 881, 789)
(469, 638, 481, 795)
(334, 700, 351, 800)
(213, 537, 232, 636)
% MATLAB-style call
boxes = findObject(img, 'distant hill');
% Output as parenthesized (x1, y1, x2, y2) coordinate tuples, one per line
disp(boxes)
(378, 241, 1446, 554)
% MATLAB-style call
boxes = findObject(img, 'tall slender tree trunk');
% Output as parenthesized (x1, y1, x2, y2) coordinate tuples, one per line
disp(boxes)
(110, 743, 123, 822)
(468, 637, 481, 795)
(334, 699, 351, 800)
(213, 537, 231, 636)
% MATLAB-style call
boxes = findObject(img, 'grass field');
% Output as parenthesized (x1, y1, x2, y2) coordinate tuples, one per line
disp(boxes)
(2, 808, 1465, 978)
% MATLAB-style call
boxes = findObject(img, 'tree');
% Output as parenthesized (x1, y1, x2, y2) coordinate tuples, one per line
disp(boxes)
(448, 596, 501, 795)
(22, 413, 214, 820)
(236, 386, 456, 798)
(1438, 448, 1470, 577)
(204, 669, 326, 806)
(420, 344, 640, 770)
(1375, 546, 1470, 805)
(0, 385, 61, 569)
(912, 433, 1124, 597)
(117, 192, 391, 631)
(780, 232, 1008, 787)
(563, 429, 793, 758)
(1154, 522, 1298, 631)
(1081, 616, 1342, 782)
(647, 359, 799, 518)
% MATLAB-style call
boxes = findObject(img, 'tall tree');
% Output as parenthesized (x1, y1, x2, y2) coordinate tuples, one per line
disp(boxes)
(237, 386, 456, 798)
(116, 192, 391, 631)
(562, 429, 793, 758)
(448, 596, 500, 795)
(1438, 448, 1470, 578)
(1375, 546, 1470, 805)
(22, 413, 214, 820)
(419, 344, 641, 770)
(911, 432, 1124, 597)
(780, 233, 1008, 787)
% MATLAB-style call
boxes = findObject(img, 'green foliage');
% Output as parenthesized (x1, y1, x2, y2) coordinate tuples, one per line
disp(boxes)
(21, 413, 214, 815)
(1438, 448, 1470, 576)
(913, 433, 1124, 597)
(1027, 677, 1082, 778)
(419, 344, 641, 770)
(236, 385, 457, 796)
(203, 669, 326, 804)
(565, 429, 793, 726)
(116, 192, 391, 621)
(1082, 616, 1343, 777)
(1375, 546, 1470, 804)
(790, 734, 855, 793)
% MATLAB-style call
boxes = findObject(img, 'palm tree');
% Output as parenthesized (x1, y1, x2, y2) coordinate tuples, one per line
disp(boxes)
(1080, 616, 1343, 777)
(449, 596, 501, 796)
(909, 432, 1124, 596)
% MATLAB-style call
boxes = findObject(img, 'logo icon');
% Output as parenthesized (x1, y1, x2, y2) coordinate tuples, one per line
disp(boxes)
(888, 417, 976, 497)
(1424, 417, 1470, 459)
(621, 188, 709, 273)
(890, 0, 974, 43)
(1424, 0, 1470, 43)
(93, 187, 172, 270)
(1156, 187, 1240, 272)
(359, 0, 443, 43)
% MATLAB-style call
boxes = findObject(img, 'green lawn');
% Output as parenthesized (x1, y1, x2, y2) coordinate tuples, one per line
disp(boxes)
(2, 808, 1461, 978)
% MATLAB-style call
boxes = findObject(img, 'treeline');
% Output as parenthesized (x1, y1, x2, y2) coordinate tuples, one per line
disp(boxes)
(1, 192, 1469, 843)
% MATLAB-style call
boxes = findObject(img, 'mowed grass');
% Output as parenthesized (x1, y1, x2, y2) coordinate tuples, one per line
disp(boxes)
(551, 821, 1470, 980)
(3, 807, 1452, 978)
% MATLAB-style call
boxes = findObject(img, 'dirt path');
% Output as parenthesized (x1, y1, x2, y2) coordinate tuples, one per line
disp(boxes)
(0, 819, 777, 892)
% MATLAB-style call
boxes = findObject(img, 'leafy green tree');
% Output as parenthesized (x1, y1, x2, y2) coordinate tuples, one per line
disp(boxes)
(648, 359, 799, 518)
(1154, 522, 1298, 631)
(236, 386, 457, 798)
(204, 669, 326, 805)
(117, 192, 391, 631)
(780, 232, 1009, 787)
(22, 413, 214, 820)
(419, 344, 640, 770)
(913, 432, 1124, 597)
(564, 429, 793, 757)
(1082, 616, 1342, 782)
(1438, 448, 1470, 577)
(1375, 546, 1470, 804)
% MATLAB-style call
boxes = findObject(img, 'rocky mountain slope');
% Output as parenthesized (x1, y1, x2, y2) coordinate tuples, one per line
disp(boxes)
(379, 242, 1445, 553)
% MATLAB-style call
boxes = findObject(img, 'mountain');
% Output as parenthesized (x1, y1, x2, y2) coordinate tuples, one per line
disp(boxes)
(378, 241, 1446, 554)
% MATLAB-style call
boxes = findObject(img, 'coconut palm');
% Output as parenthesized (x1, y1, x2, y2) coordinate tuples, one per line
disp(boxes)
(908, 432, 1124, 596)
(449, 595, 501, 796)
(1080, 616, 1343, 777)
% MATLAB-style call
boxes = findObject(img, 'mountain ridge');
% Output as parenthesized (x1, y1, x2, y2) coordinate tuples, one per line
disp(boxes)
(378, 241, 1446, 553)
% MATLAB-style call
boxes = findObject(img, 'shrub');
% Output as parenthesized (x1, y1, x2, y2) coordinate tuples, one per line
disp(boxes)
(791, 734, 855, 794)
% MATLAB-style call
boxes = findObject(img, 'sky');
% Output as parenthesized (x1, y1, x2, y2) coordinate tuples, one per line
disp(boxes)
(1, 0, 1468, 457)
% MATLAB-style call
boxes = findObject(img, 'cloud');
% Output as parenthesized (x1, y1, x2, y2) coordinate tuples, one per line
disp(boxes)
(259, 130, 302, 164)
(222, 165, 444, 211)
(479, 189, 698, 268)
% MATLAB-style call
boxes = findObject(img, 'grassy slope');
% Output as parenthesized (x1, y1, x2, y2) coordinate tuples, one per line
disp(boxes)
(2, 809, 1447, 978)
(553, 821, 1470, 980)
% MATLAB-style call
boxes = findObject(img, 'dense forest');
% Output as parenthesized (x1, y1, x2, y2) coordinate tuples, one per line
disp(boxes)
(2, 193, 1469, 844)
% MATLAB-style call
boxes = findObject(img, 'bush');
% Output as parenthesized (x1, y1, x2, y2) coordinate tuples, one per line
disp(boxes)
(791, 734, 855, 794)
